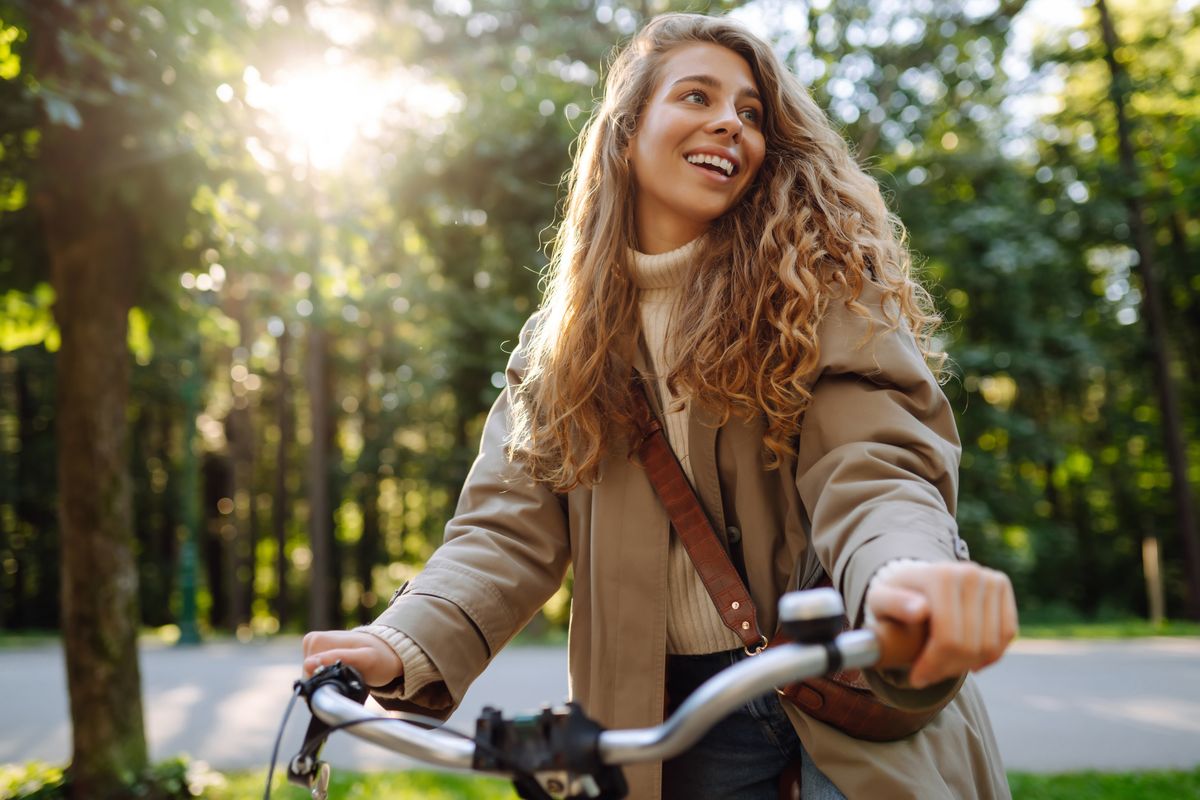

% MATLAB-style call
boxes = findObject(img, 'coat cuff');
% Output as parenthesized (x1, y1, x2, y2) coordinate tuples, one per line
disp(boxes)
(368, 589, 491, 718)
(355, 624, 444, 703)
(841, 528, 958, 629)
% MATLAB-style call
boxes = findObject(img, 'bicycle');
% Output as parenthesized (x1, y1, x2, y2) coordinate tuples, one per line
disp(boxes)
(271, 587, 924, 800)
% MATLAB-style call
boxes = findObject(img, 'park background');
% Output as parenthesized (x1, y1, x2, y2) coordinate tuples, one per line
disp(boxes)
(0, 0, 1198, 797)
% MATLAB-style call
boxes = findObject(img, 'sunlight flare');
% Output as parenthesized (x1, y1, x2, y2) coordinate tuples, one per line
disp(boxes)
(246, 61, 460, 172)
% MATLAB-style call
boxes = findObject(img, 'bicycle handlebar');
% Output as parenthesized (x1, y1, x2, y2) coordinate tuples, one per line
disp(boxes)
(288, 588, 929, 800)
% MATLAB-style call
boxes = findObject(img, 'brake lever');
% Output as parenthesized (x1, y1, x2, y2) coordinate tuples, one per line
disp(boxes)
(288, 661, 369, 798)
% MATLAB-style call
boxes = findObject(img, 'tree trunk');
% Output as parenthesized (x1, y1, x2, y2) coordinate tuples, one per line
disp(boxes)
(10, 355, 34, 629)
(227, 292, 256, 628)
(40, 186, 148, 799)
(30, 0, 151, 770)
(1096, 0, 1200, 618)
(272, 326, 293, 629)
(358, 477, 380, 625)
(203, 453, 232, 629)
(157, 410, 178, 625)
(323, 347, 344, 628)
(1070, 480, 1100, 617)
(357, 351, 381, 625)
(306, 320, 332, 630)
(20, 350, 62, 628)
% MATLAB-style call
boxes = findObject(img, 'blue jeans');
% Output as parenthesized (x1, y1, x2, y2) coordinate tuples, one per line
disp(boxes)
(662, 650, 846, 800)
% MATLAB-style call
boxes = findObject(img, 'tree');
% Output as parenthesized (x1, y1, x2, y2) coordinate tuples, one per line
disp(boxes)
(5, 0, 247, 793)
(1093, 0, 1200, 617)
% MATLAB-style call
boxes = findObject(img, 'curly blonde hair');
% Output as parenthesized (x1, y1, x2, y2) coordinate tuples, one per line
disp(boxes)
(509, 12, 940, 492)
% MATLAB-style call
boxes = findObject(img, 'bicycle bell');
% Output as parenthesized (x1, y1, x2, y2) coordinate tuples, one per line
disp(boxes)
(777, 588, 844, 643)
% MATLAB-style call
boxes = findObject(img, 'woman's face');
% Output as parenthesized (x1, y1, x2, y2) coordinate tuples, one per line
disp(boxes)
(627, 42, 766, 254)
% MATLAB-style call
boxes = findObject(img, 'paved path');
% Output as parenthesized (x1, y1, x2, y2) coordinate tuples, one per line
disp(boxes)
(2, 637, 1198, 774)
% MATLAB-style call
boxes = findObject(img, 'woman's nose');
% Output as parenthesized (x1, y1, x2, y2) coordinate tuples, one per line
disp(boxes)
(707, 106, 743, 140)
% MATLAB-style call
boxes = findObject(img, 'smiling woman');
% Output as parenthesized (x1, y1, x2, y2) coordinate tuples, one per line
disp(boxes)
(301, 11, 1016, 800)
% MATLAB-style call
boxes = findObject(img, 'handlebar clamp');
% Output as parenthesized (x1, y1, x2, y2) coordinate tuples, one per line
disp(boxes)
(473, 703, 628, 800)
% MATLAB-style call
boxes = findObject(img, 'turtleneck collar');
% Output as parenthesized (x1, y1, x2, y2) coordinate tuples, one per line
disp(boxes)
(628, 236, 700, 291)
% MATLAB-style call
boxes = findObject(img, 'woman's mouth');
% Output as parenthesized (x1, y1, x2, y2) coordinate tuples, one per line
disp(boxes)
(684, 153, 738, 177)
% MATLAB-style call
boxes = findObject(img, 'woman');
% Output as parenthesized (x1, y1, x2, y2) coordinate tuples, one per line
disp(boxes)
(303, 13, 1017, 799)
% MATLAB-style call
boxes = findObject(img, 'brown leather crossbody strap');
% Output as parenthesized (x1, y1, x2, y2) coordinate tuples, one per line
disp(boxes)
(631, 381, 765, 651)
(632, 379, 950, 743)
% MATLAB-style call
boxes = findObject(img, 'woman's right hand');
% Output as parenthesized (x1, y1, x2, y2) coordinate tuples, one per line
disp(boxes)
(301, 630, 404, 688)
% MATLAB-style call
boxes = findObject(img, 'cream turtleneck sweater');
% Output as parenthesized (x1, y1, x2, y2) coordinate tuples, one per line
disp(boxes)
(628, 238, 743, 655)
(361, 237, 738, 703)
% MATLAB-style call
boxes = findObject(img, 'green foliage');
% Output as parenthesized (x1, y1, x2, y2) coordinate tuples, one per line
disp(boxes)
(230, 770, 517, 800)
(11, 763, 1200, 800)
(1009, 767, 1200, 800)
(1, 0, 1198, 640)
(799, 0, 1200, 619)
(1017, 616, 1200, 639)
(0, 763, 517, 800)
(0, 758, 225, 800)
(0, 285, 56, 351)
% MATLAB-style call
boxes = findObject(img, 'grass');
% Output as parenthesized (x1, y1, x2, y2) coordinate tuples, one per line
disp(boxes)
(1008, 768, 1200, 799)
(0, 763, 518, 800)
(251, 769, 1200, 799)
(0, 627, 197, 650)
(0, 630, 59, 649)
(1016, 618, 1200, 639)
(230, 769, 518, 799)
(7, 763, 1200, 800)
(4, 612, 1199, 651)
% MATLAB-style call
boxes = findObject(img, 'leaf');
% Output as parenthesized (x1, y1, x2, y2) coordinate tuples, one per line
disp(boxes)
(128, 306, 154, 365)
(1, 286, 58, 351)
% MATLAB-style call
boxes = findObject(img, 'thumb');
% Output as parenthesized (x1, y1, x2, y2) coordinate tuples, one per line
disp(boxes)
(867, 583, 929, 625)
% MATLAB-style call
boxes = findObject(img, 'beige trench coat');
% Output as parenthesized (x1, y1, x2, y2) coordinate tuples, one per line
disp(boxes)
(373, 281, 1011, 800)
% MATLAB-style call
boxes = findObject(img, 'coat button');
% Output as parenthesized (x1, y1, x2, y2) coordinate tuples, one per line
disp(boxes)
(954, 537, 971, 560)
(727, 526, 742, 544)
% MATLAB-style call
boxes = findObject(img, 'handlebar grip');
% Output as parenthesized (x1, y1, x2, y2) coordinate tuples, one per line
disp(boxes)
(870, 617, 928, 671)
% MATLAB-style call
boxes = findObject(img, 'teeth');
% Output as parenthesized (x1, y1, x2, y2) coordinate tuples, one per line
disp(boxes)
(686, 153, 734, 176)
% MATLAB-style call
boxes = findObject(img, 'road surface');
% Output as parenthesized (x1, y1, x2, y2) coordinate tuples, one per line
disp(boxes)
(2, 636, 1197, 774)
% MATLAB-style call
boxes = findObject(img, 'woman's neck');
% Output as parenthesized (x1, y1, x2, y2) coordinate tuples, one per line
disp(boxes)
(634, 217, 708, 255)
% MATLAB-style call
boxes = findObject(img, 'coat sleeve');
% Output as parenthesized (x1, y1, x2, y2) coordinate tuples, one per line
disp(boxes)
(795, 281, 970, 710)
(369, 315, 570, 718)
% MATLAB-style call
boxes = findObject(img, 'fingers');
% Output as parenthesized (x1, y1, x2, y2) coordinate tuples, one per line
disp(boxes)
(303, 647, 361, 678)
(871, 561, 1018, 689)
(866, 582, 930, 625)
(300, 630, 405, 686)
(301, 630, 353, 672)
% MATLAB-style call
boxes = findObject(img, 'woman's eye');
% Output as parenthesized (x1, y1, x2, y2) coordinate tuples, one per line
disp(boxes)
(683, 90, 707, 104)
(740, 108, 761, 124)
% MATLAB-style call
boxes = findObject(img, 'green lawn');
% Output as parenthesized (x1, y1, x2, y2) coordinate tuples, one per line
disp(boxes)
(245, 769, 1200, 799)
(1016, 618, 1200, 639)
(4, 616, 1199, 652)
(6, 763, 1200, 800)
(1008, 768, 1200, 799)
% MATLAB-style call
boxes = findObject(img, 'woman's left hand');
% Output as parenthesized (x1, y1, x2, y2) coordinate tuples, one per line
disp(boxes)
(864, 561, 1018, 689)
